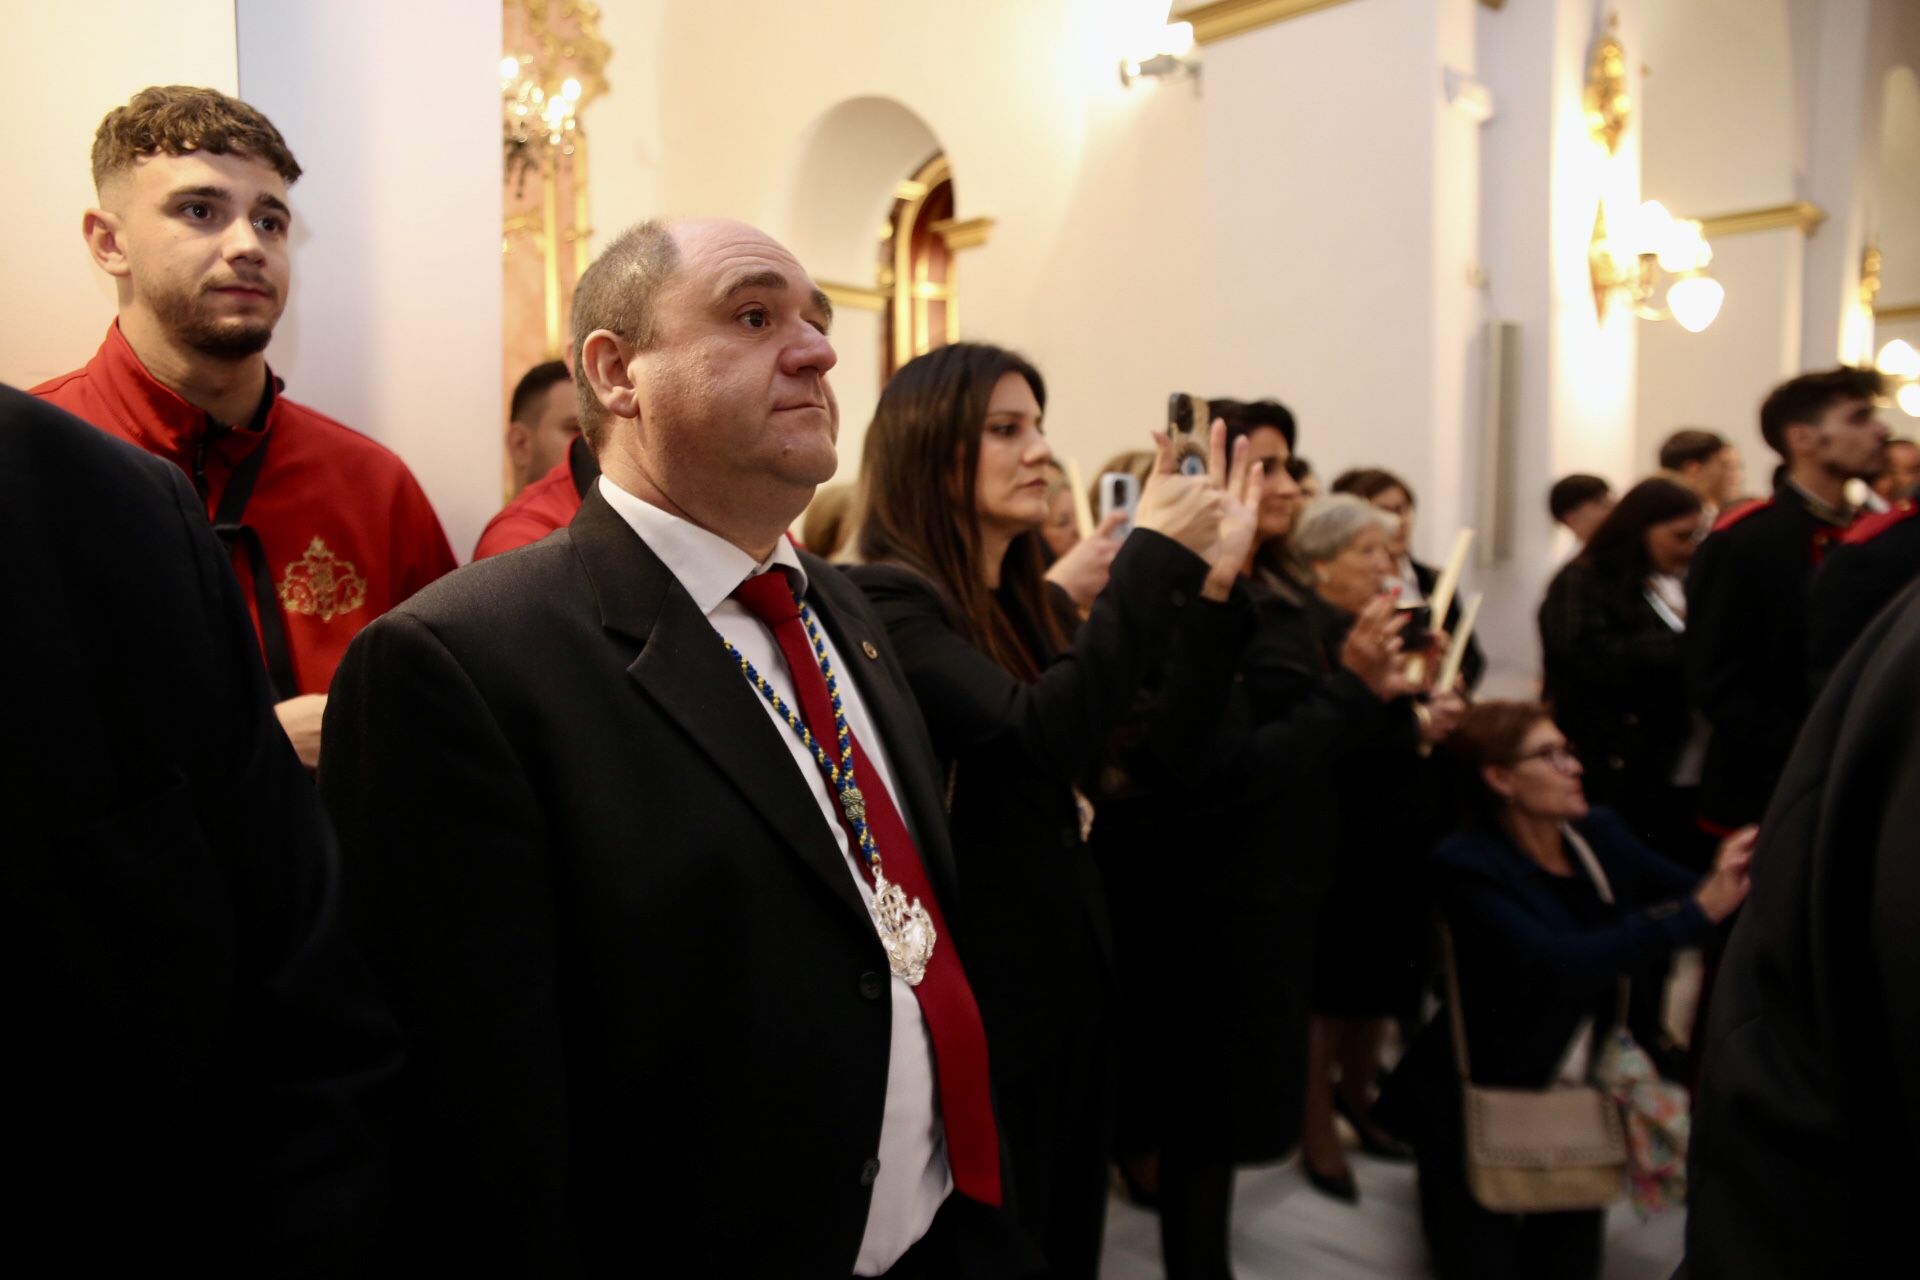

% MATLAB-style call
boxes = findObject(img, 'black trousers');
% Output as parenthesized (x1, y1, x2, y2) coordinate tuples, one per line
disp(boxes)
(876, 1193, 1051, 1280)
(1414, 1141, 1605, 1280)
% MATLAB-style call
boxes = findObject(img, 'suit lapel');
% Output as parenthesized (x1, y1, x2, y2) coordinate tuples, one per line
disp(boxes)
(570, 492, 870, 928)
(803, 561, 962, 912)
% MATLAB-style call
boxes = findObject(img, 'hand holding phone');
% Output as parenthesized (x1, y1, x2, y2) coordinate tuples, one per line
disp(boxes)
(1097, 471, 1142, 536)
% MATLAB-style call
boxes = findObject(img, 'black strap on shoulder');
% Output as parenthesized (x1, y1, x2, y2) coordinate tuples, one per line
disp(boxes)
(208, 379, 298, 701)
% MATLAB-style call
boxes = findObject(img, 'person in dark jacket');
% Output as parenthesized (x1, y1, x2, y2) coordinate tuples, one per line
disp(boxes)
(1287, 495, 1466, 1204)
(1381, 701, 1752, 1280)
(1805, 494, 1920, 689)
(848, 342, 1260, 1278)
(1684, 577, 1920, 1278)
(0, 385, 396, 1275)
(1331, 467, 1487, 692)
(1684, 366, 1889, 832)
(1098, 403, 1425, 1275)
(1539, 478, 1709, 865)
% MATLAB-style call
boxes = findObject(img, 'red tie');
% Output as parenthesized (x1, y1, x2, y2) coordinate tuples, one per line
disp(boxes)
(731, 571, 1002, 1206)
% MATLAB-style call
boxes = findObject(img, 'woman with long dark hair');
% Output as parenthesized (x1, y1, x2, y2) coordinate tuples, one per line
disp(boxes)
(848, 342, 1259, 1278)
(1538, 478, 1708, 867)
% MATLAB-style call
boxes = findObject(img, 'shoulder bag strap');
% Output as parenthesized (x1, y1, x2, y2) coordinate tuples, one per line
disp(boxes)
(1439, 918, 1474, 1082)
(1562, 823, 1633, 1031)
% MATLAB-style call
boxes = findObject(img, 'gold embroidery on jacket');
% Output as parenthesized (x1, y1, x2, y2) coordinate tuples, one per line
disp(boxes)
(278, 536, 368, 622)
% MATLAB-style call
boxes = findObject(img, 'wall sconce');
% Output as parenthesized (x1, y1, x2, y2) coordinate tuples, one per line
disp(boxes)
(1590, 200, 1725, 331)
(1879, 338, 1920, 418)
(1120, 20, 1198, 87)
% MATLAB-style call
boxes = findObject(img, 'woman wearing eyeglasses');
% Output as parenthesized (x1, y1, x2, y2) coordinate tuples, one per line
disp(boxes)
(1380, 701, 1753, 1280)
(1538, 478, 1711, 871)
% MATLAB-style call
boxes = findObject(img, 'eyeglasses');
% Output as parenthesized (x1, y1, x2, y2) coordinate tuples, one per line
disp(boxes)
(1508, 743, 1581, 773)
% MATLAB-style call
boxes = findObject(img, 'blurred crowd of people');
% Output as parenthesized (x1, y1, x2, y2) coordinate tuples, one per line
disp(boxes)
(12, 84, 1920, 1280)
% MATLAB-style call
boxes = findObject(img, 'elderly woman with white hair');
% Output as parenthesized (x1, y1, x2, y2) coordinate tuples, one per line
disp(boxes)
(1282, 493, 1466, 1203)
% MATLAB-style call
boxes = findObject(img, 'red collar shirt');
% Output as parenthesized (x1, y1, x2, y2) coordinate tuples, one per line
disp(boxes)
(33, 322, 457, 695)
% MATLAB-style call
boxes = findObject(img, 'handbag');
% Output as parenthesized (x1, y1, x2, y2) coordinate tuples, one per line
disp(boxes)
(1441, 824, 1634, 1213)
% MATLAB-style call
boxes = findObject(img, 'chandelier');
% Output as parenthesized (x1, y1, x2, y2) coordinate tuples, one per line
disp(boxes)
(502, 55, 583, 196)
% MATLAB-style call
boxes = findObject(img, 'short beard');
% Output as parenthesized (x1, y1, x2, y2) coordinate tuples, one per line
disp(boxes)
(148, 282, 279, 360)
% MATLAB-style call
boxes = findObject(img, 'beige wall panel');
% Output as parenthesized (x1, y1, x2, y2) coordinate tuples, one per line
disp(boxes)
(0, 0, 239, 389)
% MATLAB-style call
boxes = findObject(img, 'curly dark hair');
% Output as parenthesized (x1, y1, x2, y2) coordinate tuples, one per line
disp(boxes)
(92, 85, 302, 189)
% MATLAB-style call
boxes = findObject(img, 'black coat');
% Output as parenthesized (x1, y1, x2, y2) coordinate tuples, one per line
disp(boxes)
(1295, 592, 1440, 1019)
(1685, 480, 1851, 828)
(1806, 498, 1920, 690)
(319, 488, 1026, 1278)
(1538, 557, 1691, 818)
(1684, 577, 1920, 1278)
(1099, 570, 1392, 1160)
(0, 386, 395, 1274)
(846, 531, 1209, 1080)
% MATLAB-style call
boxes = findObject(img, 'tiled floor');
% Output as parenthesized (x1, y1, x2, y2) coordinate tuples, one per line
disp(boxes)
(1099, 1154, 1686, 1279)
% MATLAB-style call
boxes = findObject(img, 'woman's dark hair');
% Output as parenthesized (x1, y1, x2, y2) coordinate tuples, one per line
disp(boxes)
(1331, 466, 1415, 507)
(857, 342, 1066, 679)
(1445, 700, 1553, 831)
(1577, 477, 1701, 584)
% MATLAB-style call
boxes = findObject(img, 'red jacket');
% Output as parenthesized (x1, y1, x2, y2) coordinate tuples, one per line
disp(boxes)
(472, 435, 596, 560)
(33, 323, 457, 696)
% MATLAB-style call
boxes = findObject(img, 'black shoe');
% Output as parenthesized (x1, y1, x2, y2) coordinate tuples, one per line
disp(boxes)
(1334, 1091, 1414, 1162)
(1304, 1160, 1359, 1204)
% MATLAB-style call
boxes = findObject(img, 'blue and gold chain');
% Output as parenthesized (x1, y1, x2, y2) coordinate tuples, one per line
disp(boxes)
(723, 603, 878, 872)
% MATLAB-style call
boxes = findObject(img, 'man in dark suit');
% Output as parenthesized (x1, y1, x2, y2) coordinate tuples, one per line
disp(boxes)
(320, 218, 1040, 1277)
(1683, 366, 1889, 832)
(1684, 574, 1920, 1277)
(0, 385, 395, 1274)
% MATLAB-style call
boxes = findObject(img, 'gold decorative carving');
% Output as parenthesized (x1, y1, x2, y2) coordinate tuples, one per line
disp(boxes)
(1182, 0, 1360, 45)
(1692, 202, 1827, 239)
(931, 216, 995, 252)
(1584, 18, 1630, 157)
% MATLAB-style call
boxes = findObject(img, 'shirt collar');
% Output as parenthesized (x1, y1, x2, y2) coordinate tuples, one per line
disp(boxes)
(597, 474, 808, 617)
(90, 320, 279, 459)
(1782, 477, 1856, 528)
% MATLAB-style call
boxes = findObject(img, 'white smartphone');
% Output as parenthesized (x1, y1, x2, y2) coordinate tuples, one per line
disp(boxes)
(1097, 471, 1142, 536)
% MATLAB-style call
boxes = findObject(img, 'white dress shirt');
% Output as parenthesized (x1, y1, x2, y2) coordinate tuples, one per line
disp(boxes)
(599, 477, 950, 1274)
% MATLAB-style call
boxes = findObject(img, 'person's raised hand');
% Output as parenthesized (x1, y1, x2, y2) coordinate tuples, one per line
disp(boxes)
(1201, 423, 1263, 601)
(1045, 509, 1127, 611)
(1135, 423, 1228, 558)
(1418, 689, 1467, 746)
(1340, 595, 1415, 700)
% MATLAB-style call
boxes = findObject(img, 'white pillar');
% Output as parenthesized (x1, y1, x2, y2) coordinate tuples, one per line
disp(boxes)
(236, 0, 504, 560)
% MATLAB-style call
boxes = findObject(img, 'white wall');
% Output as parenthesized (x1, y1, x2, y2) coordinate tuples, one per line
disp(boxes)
(237, 0, 503, 560)
(0, 1, 238, 389)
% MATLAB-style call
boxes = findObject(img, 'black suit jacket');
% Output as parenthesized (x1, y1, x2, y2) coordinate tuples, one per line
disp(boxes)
(1685, 482, 1847, 827)
(0, 385, 394, 1274)
(1684, 576, 1920, 1278)
(320, 488, 1002, 1277)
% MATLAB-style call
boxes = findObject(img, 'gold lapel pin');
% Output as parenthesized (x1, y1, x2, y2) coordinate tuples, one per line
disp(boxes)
(862, 641, 880, 660)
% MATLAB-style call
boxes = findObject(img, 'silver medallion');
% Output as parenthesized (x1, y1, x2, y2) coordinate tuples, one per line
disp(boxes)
(870, 867, 937, 987)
